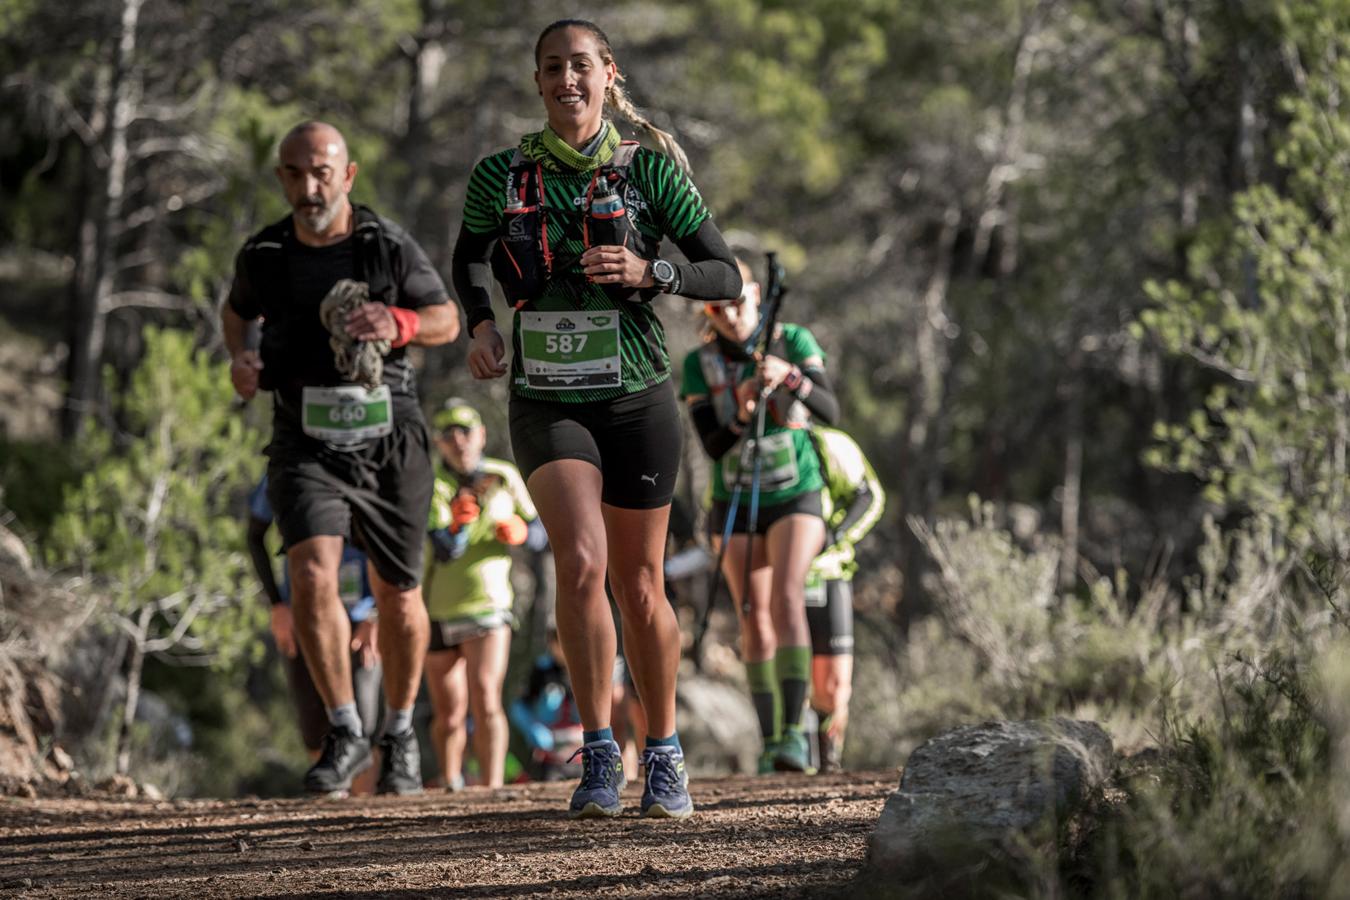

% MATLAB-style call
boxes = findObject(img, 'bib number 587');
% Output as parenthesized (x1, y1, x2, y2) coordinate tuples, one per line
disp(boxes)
(545, 334, 587, 355)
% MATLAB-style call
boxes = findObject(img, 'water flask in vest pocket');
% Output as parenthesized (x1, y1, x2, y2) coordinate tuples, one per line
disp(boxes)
(492, 175, 547, 304)
(586, 174, 643, 302)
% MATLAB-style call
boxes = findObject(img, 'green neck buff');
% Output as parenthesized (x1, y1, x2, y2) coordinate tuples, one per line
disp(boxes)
(522, 122, 621, 173)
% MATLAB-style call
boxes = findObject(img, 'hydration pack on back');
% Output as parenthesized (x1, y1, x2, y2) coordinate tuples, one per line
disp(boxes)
(491, 142, 653, 307)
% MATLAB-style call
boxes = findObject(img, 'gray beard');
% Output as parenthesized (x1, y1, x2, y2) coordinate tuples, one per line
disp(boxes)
(297, 201, 341, 234)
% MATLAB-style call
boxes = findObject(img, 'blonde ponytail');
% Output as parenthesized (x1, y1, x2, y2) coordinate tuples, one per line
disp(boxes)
(606, 80, 691, 173)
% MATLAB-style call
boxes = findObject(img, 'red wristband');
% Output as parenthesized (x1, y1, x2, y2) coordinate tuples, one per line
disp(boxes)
(388, 306, 421, 348)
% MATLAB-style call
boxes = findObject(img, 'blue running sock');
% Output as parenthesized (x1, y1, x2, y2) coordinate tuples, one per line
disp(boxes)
(644, 732, 682, 752)
(583, 727, 614, 745)
(326, 702, 362, 734)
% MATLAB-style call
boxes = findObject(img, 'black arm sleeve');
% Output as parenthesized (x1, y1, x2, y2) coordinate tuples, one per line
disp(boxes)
(798, 365, 839, 425)
(451, 223, 498, 334)
(689, 399, 745, 460)
(668, 219, 742, 301)
(246, 516, 284, 607)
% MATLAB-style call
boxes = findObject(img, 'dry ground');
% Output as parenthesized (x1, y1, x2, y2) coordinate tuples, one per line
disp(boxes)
(0, 771, 895, 898)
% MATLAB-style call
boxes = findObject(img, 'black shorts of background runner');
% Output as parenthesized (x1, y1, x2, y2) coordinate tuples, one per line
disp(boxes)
(508, 380, 682, 510)
(267, 414, 434, 589)
(710, 488, 823, 537)
(805, 577, 854, 656)
(285, 646, 383, 750)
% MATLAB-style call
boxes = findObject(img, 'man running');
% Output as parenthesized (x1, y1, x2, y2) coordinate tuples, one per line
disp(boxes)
(805, 426, 885, 772)
(222, 120, 459, 794)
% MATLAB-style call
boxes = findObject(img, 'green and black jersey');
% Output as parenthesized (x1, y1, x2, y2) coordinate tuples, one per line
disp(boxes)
(680, 324, 828, 508)
(462, 141, 710, 403)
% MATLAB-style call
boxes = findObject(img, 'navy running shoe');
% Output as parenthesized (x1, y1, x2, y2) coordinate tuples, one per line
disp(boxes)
(567, 739, 626, 818)
(639, 746, 693, 819)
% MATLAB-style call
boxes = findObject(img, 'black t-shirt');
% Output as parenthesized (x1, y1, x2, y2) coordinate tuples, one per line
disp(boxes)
(227, 211, 449, 426)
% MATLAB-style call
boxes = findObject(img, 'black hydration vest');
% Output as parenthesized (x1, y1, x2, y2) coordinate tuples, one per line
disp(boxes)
(490, 142, 657, 306)
(240, 205, 396, 391)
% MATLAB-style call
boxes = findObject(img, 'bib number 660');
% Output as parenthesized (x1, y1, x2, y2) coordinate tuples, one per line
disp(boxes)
(328, 405, 369, 425)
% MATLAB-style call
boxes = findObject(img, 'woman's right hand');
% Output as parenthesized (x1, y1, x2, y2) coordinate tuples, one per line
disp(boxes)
(467, 320, 508, 379)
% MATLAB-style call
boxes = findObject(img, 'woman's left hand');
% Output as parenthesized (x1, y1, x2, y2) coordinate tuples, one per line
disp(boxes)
(581, 245, 653, 289)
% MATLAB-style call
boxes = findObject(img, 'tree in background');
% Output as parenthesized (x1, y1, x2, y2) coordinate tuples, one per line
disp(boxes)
(47, 327, 263, 775)
(1140, 1, 1350, 598)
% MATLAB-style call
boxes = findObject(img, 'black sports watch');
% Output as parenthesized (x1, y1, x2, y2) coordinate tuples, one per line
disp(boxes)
(650, 258, 679, 294)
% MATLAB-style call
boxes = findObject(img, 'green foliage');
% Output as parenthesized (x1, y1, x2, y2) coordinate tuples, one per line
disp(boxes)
(1090, 646, 1348, 897)
(0, 438, 77, 539)
(1139, 13, 1350, 561)
(47, 326, 265, 667)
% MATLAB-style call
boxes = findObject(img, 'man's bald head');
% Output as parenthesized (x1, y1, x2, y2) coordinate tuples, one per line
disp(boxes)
(278, 121, 349, 168)
(275, 120, 357, 240)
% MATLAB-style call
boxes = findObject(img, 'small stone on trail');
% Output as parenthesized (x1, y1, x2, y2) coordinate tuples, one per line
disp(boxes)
(299, 840, 315, 851)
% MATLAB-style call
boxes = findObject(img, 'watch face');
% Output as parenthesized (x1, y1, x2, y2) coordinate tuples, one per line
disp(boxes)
(653, 259, 675, 283)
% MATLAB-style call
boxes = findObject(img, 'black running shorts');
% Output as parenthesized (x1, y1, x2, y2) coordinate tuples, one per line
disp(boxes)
(427, 616, 510, 653)
(508, 380, 682, 509)
(805, 577, 854, 656)
(267, 416, 434, 590)
(285, 646, 384, 750)
(710, 488, 823, 537)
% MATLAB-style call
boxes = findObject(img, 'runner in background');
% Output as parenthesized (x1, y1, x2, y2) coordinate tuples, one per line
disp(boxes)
(680, 253, 840, 773)
(246, 474, 382, 794)
(423, 399, 544, 789)
(222, 120, 459, 795)
(509, 624, 584, 782)
(804, 427, 885, 773)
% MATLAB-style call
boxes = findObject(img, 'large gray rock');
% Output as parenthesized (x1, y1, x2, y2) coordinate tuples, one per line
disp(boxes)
(676, 673, 761, 775)
(865, 719, 1113, 894)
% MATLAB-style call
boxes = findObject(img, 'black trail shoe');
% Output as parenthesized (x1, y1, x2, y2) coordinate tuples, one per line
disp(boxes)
(377, 728, 423, 796)
(304, 726, 372, 793)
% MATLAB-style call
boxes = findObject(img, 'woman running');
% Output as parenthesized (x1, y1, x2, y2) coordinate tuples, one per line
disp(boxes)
(680, 254, 839, 773)
(452, 18, 741, 818)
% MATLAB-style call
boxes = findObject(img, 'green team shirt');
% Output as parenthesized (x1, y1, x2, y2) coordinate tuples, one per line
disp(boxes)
(462, 142, 711, 402)
(680, 323, 828, 507)
(423, 457, 537, 624)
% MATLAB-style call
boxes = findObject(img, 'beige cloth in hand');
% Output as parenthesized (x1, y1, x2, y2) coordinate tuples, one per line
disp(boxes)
(318, 279, 389, 390)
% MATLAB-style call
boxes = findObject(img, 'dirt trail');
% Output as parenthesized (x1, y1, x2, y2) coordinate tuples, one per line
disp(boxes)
(0, 771, 894, 898)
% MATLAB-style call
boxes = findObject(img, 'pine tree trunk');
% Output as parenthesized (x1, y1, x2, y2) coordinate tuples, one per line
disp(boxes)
(62, 0, 143, 438)
(115, 611, 150, 776)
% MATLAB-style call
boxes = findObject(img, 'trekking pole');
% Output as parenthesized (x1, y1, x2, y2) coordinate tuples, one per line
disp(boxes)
(692, 252, 788, 666)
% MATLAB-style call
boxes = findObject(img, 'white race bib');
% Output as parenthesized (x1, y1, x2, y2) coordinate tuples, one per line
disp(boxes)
(301, 385, 393, 446)
(519, 311, 621, 390)
(721, 431, 800, 494)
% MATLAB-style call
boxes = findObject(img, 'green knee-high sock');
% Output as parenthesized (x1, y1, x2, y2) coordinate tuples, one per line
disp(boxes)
(745, 658, 782, 742)
(776, 646, 812, 732)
